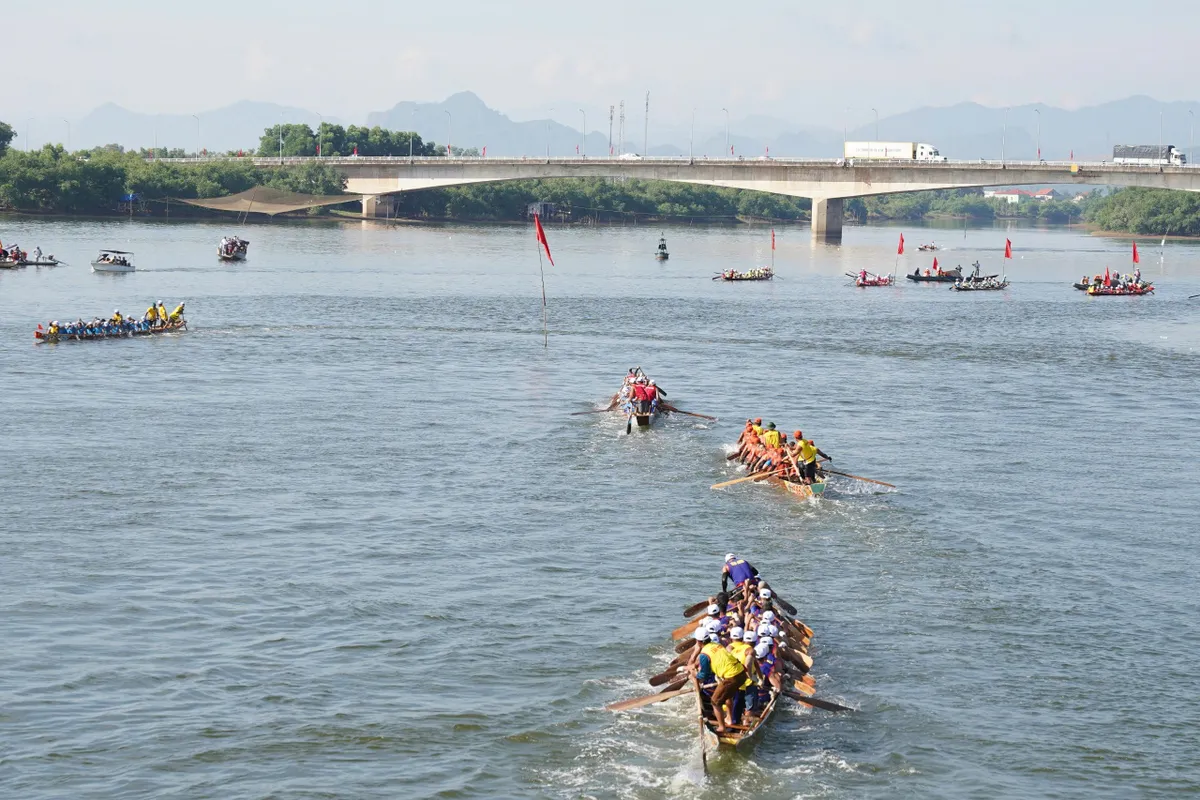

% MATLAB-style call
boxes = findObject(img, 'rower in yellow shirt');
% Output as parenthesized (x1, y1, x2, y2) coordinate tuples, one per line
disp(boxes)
(168, 302, 186, 323)
(795, 430, 832, 485)
(699, 635, 748, 733)
(145, 303, 159, 324)
(760, 422, 781, 448)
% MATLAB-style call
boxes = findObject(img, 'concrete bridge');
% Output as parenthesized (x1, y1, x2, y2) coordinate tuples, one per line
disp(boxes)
(177, 156, 1200, 241)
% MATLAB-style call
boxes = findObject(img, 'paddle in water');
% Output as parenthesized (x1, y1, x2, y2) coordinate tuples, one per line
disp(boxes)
(606, 677, 691, 712)
(782, 689, 854, 713)
(822, 468, 896, 488)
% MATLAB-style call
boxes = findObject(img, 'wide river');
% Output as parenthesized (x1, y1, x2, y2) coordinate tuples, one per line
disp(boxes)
(2, 216, 1198, 799)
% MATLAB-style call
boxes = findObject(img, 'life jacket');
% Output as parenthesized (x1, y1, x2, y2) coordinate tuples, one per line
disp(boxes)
(727, 559, 755, 586)
(761, 429, 780, 448)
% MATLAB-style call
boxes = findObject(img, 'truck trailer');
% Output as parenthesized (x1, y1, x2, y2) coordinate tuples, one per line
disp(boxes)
(843, 141, 947, 162)
(1112, 145, 1186, 166)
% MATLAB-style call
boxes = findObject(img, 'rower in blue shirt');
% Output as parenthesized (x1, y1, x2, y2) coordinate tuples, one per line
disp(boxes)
(721, 553, 760, 593)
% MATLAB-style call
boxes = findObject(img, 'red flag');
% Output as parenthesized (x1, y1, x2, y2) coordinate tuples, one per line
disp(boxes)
(447, 144, 452, 156)
(533, 214, 554, 266)
(482, 146, 487, 157)
(610, 145, 614, 155)
(316, 142, 321, 155)
(766, 145, 770, 157)
(576, 144, 579, 154)
(730, 144, 734, 155)
(1004, 238, 1013, 259)
(1104, 267, 1111, 287)
(771, 229, 776, 251)
(1132, 242, 1140, 264)
(352, 146, 358, 156)
(897, 233, 905, 255)
(933, 257, 939, 271)
(1037, 147, 1041, 160)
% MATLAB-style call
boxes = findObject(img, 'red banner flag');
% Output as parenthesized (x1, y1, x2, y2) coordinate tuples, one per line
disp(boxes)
(1070, 149, 1074, 160)
(730, 144, 734, 155)
(316, 143, 321, 155)
(482, 146, 487, 158)
(897, 233, 905, 255)
(352, 146, 358, 156)
(1004, 238, 1013, 259)
(576, 144, 579, 154)
(771, 229, 776, 250)
(1132, 242, 1140, 264)
(533, 214, 554, 266)
(1104, 267, 1111, 287)
(933, 257, 939, 271)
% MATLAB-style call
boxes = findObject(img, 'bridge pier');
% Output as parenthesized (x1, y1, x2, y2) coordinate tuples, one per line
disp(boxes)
(811, 198, 843, 243)
(361, 194, 394, 218)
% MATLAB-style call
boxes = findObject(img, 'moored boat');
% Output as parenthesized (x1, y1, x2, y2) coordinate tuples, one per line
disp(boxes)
(654, 235, 669, 261)
(0, 258, 25, 269)
(91, 249, 136, 273)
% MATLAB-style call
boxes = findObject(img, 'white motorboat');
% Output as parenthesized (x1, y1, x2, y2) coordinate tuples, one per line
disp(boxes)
(91, 249, 136, 273)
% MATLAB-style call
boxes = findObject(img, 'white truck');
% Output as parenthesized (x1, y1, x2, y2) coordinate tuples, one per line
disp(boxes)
(1112, 145, 1186, 166)
(844, 141, 947, 162)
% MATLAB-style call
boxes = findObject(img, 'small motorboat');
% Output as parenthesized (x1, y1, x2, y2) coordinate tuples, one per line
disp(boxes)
(918, 243, 939, 252)
(218, 236, 249, 261)
(91, 249, 135, 273)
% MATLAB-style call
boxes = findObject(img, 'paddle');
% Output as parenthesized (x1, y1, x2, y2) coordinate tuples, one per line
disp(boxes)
(626, 412, 634, 435)
(674, 636, 698, 654)
(711, 468, 785, 490)
(649, 665, 684, 686)
(822, 468, 896, 489)
(683, 585, 745, 618)
(671, 615, 705, 641)
(606, 680, 692, 712)
(661, 403, 717, 421)
(570, 408, 613, 416)
(783, 689, 854, 713)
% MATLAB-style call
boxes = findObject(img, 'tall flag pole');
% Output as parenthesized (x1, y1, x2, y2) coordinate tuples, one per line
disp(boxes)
(895, 232, 904, 279)
(533, 214, 554, 348)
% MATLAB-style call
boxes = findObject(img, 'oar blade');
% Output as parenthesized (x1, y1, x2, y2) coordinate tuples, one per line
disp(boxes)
(784, 691, 854, 713)
(607, 681, 691, 712)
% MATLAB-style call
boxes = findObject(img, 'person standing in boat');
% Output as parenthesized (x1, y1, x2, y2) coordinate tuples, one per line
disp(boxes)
(795, 432, 831, 485)
(721, 554, 760, 593)
(691, 630, 748, 734)
(169, 302, 186, 324)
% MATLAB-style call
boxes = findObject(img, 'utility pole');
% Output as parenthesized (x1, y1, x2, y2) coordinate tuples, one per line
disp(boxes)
(1035, 108, 1041, 161)
(579, 109, 586, 158)
(608, 105, 614, 156)
(64, 119, 71, 153)
(644, 91, 649, 156)
(1002, 107, 1009, 164)
(723, 108, 729, 157)
(1189, 110, 1194, 166)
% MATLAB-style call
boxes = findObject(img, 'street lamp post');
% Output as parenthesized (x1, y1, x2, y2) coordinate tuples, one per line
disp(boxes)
(722, 108, 729, 157)
(316, 112, 323, 157)
(1035, 108, 1041, 160)
(191, 115, 200, 156)
(444, 110, 452, 157)
(689, 108, 696, 163)
(26, 118, 32, 152)
(871, 108, 879, 142)
(1002, 107, 1009, 164)
(63, 119, 71, 153)
(279, 115, 284, 163)
(410, 109, 416, 162)
(579, 109, 586, 158)
(1189, 110, 1194, 166)
(1159, 110, 1163, 159)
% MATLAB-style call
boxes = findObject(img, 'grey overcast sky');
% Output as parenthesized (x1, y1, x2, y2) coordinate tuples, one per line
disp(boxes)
(5, 0, 1195, 125)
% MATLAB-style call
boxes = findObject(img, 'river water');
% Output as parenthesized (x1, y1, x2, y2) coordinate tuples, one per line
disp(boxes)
(2, 217, 1198, 799)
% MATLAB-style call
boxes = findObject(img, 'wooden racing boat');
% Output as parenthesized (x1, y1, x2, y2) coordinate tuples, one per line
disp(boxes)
(715, 267, 773, 282)
(1088, 284, 1154, 296)
(693, 671, 782, 755)
(35, 320, 187, 343)
(906, 267, 960, 283)
(768, 474, 827, 499)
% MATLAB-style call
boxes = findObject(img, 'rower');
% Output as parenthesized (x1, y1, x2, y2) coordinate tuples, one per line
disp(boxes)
(752, 418, 764, 436)
(631, 379, 649, 414)
(48, 320, 59, 336)
(145, 303, 159, 324)
(112, 309, 123, 324)
(721, 553, 760, 593)
(795, 431, 831, 485)
(644, 380, 659, 412)
(761, 422, 781, 448)
(169, 302, 185, 323)
(697, 632, 748, 733)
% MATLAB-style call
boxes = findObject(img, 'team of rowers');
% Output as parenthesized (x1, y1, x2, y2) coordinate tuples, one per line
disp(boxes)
(1082, 268, 1148, 290)
(718, 267, 774, 281)
(616, 368, 666, 414)
(42, 302, 185, 338)
(730, 418, 831, 485)
(0, 242, 53, 265)
(683, 554, 810, 733)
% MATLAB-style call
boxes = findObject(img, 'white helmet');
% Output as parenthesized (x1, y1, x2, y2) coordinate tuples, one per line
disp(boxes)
(730, 627, 744, 640)
(724, 553, 736, 563)
(762, 611, 776, 623)
(754, 641, 772, 658)
(707, 604, 720, 616)
(759, 588, 773, 600)
(693, 628, 709, 642)
(742, 630, 757, 643)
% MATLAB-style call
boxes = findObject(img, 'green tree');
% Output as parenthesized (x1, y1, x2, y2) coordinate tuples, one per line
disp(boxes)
(0, 120, 14, 156)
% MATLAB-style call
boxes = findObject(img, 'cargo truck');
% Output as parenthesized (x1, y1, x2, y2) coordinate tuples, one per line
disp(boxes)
(1112, 144, 1186, 166)
(843, 141, 947, 162)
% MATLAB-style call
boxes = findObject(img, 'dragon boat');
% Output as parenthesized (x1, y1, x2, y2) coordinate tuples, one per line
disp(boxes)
(715, 267, 773, 282)
(35, 320, 187, 343)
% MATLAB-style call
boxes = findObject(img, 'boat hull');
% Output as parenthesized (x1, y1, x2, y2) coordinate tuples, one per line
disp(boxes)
(35, 321, 186, 343)
(91, 261, 135, 273)
(907, 273, 959, 283)
(218, 251, 247, 261)
(1087, 287, 1153, 296)
(770, 476, 827, 499)
(0, 259, 26, 269)
(693, 674, 781, 754)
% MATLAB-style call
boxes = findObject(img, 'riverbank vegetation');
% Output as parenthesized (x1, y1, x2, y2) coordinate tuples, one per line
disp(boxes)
(1084, 187, 1200, 236)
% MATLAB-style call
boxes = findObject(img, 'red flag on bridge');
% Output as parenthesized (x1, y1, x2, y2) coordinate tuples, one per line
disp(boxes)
(316, 142, 321, 155)
(1070, 149, 1074, 160)
(1132, 242, 1140, 264)
(897, 233, 905, 255)
(482, 146, 487, 157)
(576, 144, 579, 155)
(771, 229, 776, 251)
(533, 214, 554, 266)
(352, 146, 358, 156)
(1004, 238, 1013, 259)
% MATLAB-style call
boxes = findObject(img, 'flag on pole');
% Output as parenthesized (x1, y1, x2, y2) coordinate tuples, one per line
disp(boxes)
(1070, 149, 1074, 160)
(575, 144, 579, 155)
(482, 146, 487, 158)
(1104, 267, 1111, 287)
(534, 214, 554, 266)
(933, 257, 939, 271)
(1004, 238, 1013, 259)
(1037, 146, 1042, 160)
(1132, 242, 1140, 263)
(897, 233, 905, 255)
(730, 145, 735, 155)
(771, 229, 776, 251)
(316, 142, 321, 155)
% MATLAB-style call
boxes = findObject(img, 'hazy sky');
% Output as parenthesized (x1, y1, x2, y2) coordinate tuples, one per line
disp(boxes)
(5, 0, 1196, 127)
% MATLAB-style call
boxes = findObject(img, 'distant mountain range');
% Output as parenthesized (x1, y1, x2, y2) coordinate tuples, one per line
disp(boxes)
(37, 93, 1200, 162)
